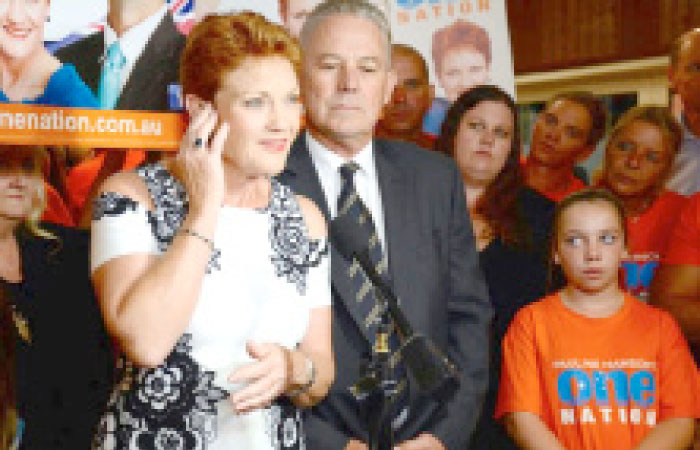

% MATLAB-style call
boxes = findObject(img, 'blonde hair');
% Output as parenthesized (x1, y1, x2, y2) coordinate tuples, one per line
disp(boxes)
(0, 146, 54, 239)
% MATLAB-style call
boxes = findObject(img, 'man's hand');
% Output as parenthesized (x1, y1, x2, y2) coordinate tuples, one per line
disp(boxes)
(395, 433, 446, 450)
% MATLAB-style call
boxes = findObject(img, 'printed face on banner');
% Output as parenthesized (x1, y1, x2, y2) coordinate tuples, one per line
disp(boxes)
(437, 45, 489, 103)
(453, 99, 513, 188)
(281, 0, 390, 39)
(282, 0, 321, 38)
(0, 151, 40, 221)
(554, 201, 626, 294)
(214, 56, 302, 178)
(379, 48, 432, 134)
(0, 0, 49, 61)
(302, 14, 394, 145)
(603, 120, 673, 198)
(530, 99, 593, 168)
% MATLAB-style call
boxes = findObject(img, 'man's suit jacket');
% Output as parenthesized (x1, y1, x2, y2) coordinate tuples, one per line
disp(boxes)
(55, 13, 185, 112)
(278, 135, 492, 450)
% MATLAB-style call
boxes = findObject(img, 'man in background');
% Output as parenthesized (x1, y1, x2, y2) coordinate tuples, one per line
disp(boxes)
(278, 1, 491, 449)
(668, 28, 700, 196)
(376, 44, 435, 149)
(56, 0, 184, 112)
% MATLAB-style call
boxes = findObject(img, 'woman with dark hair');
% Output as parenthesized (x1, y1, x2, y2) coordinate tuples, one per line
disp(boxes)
(436, 85, 555, 449)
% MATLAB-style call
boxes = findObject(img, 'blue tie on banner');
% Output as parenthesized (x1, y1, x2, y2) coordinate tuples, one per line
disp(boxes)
(98, 41, 126, 110)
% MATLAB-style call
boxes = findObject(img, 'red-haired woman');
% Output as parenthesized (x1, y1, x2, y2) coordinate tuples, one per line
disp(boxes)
(90, 12, 333, 450)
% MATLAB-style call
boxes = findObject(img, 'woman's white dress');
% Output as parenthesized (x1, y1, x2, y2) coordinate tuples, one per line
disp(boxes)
(90, 164, 330, 450)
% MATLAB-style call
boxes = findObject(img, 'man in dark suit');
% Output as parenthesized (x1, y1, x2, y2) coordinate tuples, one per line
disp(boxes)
(277, 2, 491, 449)
(55, 0, 184, 112)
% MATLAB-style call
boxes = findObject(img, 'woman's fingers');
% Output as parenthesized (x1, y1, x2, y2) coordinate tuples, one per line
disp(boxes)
(209, 122, 230, 156)
(227, 343, 289, 412)
(231, 376, 278, 413)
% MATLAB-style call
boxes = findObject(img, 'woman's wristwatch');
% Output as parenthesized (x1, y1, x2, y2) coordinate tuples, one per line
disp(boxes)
(287, 351, 316, 397)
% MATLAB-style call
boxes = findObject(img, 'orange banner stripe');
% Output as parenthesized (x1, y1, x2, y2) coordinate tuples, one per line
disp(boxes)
(0, 103, 185, 150)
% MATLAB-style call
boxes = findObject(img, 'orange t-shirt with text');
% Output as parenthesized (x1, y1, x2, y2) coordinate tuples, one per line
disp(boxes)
(664, 193, 700, 265)
(622, 191, 687, 300)
(495, 292, 699, 450)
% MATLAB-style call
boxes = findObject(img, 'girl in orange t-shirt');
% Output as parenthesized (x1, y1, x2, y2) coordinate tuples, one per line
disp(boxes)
(495, 188, 699, 450)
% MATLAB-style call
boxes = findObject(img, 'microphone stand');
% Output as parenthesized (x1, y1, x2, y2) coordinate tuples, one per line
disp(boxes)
(354, 292, 395, 450)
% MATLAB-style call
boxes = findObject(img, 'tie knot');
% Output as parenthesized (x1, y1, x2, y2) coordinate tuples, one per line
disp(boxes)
(339, 162, 360, 182)
(104, 42, 126, 71)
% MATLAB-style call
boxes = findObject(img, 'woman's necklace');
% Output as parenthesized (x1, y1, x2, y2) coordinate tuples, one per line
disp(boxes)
(10, 304, 31, 345)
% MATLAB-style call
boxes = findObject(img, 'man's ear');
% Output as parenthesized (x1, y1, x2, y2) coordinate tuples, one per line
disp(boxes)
(428, 84, 435, 103)
(553, 251, 560, 265)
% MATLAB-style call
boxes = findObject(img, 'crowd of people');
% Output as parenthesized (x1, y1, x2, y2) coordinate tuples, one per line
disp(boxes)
(1, 1, 699, 449)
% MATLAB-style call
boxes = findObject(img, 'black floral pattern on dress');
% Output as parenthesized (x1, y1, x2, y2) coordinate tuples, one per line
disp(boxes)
(265, 180, 328, 295)
(93, 192, 140, 221)
(265, 399, 306, 449)
(93, 334, 228, 450)
(137, 164, 221, 274)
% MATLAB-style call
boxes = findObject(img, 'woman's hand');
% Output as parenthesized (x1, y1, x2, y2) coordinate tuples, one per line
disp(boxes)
(228, 341, 291, 414)
(171, 95, 230, 218)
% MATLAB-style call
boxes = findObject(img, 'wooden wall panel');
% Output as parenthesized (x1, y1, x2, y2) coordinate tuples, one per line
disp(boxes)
(508, 0, 700, 74)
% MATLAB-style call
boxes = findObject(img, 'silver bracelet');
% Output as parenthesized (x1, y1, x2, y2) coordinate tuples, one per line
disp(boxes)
(180, 227, 215, 250)
(287, 352, 316, 397)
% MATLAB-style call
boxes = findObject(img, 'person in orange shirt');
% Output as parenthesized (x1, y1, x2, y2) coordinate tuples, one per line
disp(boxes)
(599, 106, 687, 301)
(523, 92, 607, 202)
(651, 193, 700, 365)
(496, 188, 698, 450)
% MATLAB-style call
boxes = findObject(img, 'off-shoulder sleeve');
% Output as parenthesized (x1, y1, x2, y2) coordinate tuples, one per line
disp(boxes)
(303, 237, 331, 309)
(90, 191, 160, 272)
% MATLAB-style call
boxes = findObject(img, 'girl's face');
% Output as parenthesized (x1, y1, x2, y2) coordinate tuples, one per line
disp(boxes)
(603, 120, 675, 198)
(453, 99, 513, 188)
(554, 200, 627, 294)
(0, 151, 41, 221)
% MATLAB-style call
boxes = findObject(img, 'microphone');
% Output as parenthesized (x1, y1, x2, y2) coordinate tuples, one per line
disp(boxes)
(330, 214, 460, 403)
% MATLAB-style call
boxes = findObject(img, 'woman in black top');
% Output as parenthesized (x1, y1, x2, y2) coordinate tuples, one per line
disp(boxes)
(436, 86, 555, 449)
(0, 146, 113, 450)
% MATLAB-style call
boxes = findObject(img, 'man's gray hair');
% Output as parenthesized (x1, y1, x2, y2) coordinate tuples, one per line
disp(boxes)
(299, 0, 392, 61)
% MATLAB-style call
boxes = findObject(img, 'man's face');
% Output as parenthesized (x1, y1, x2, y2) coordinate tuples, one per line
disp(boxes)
(378, 50, 432, 135)
(437, 45, 489, 103)
(302, 13, 395, 149)
(530, 99, 593, 168)
(671, 33, 700, 115)
(283, 0, 322, 38)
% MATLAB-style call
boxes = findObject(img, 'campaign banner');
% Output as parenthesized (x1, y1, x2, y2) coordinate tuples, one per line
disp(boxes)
(1, 0, 514, 147)
(0, 103, 185, 149)
(389, 0, 515, 135)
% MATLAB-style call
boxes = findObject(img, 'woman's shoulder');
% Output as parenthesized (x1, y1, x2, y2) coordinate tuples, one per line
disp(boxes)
(41, 63, 98, 108)
(98, 169, 154, 209)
